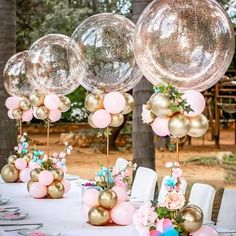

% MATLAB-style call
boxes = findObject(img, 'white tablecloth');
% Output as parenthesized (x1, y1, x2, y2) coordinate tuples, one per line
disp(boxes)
(0, 179, 137, 236)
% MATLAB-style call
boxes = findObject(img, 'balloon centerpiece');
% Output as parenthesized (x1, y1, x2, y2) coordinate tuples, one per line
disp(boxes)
(83, 161, 136, 226)
(133, 162, 208, 235)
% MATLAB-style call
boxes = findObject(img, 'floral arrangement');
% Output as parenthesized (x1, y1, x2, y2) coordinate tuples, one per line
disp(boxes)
(141, 83, 208, 139)
(133, 163, 203, 236)
(94, 161, 137, 191)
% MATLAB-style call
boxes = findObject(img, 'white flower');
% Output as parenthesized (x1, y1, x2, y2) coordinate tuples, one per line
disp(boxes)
(142, 105, 155, 124)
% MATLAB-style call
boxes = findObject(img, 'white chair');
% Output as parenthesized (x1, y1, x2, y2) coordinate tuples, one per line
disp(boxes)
(158, 176, 187, 204)
(115, 157, 129, 172)
(188, 183, 216, 224)
(130, 167, 158, 202)
(216, 189, 236, 230)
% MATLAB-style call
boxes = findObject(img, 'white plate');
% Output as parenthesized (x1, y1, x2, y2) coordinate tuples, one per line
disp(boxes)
(64, 174, 79, 181)
(0, 198, 9, 206)
(0, 212, 28, 220)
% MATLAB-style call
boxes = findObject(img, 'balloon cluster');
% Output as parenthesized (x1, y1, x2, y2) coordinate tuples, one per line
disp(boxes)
(29, 92, 71, 122)
(83, 187, 135, 226)
(85, 92, 134, 129)
(142, 84, 209, 138)
(6, 96, 33, 122)
(28, 168, 71, 199)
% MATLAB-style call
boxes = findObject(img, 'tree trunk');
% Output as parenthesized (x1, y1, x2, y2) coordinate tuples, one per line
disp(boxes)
(132, 0, 155, 170)
(0, 0, 17, 168)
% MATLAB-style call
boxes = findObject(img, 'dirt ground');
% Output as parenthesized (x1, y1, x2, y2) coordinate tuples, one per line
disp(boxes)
(30, 125, 236, 190)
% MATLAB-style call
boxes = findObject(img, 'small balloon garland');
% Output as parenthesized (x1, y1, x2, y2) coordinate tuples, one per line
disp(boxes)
(142, 84, 209, 160)
(85, 92, 134, 129)
(83, 162, 136, 226)
(26, 92, 72, 199)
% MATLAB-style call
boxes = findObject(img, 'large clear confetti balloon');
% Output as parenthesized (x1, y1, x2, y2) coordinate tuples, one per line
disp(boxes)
(69, 13, 143, 93)
(26, 34, 83, 95)
(134, 0, 235, 91)
(3, 51, 34, 96)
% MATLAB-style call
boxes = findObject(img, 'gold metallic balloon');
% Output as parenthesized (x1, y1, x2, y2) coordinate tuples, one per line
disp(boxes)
(27, 179, 35, 192)
(12, 108, 23, 119)
(47, 182, 65, 199)
(85, 93, 104, 112)
(35, 106, 49, 120)
(1, 164, 19, 183)
(8, 155, 18, 165)
(122, 93, 134, 114)
(30, 168, 43, 182)
(88, 113, 96, 128)
(23, 153, 33, 163)
(88, 206, 110, 226)
(168, 113, 190, 138)
(19, 98, 31, 111)
(29, 92, 45, 107)
(59, 96, 71, 112)
(181, 205, 203, 233)
(110, 113, 124, 127)
(188, 114, 209, 137)
(51, 168, 64, 182)
(99, 189, 117, 209)
(150, 93, 174, 117)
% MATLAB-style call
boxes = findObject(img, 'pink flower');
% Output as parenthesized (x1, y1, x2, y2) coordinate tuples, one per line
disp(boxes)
(165, 191, 185, 210)
(172, 168, 183, 178)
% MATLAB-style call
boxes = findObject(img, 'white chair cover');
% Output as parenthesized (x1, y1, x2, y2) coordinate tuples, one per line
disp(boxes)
(188, 183, 216, 224)
(130, 167, 158, 202)
(216, 189, 236, 230)
(115, 157, 129, 172)
(157, 176, 187, 204)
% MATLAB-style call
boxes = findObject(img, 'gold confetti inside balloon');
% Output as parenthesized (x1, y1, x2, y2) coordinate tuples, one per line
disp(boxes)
(26, 34, 82, 95)
(99, 189, 117, 209)
(181, 205, 203, 233)
(188, 114, 209, 137)
(47, 182, 65, 199)
(69, 13, 143, 93)
(88, 206, 110, 226)
(1, 164, 19, 183)
(3, 51, 34, 96)
(134, 0, 235, 91)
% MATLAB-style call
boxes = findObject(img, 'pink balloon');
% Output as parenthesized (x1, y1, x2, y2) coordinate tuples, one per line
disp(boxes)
(29, 161, 41, 169)
(151, 117, 170, 136)
(38, 170, 54, 186)
(22, 109, 33, 122)
(15, 158, 27, 170)
(7, 109, 14, 119)
(103, 92, 126, 114)
(182, 90, 205, 117)
(29, 182, 47, 199)
(111, 202, 135, 225)
(19, 168, 31, 183)
(44, 94, 60, 110)
(112, 186, 128, 203)
(61, 179, 71, 193)
(191, 226, 219, 236)
(92, 109, 111, 128)
(48, 109, 62, 122)
(83, 189, 100, 207)
(5, 96, 21, 110)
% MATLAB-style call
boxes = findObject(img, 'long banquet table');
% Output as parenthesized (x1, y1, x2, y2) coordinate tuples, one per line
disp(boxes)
(0, 178, 137, 236)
